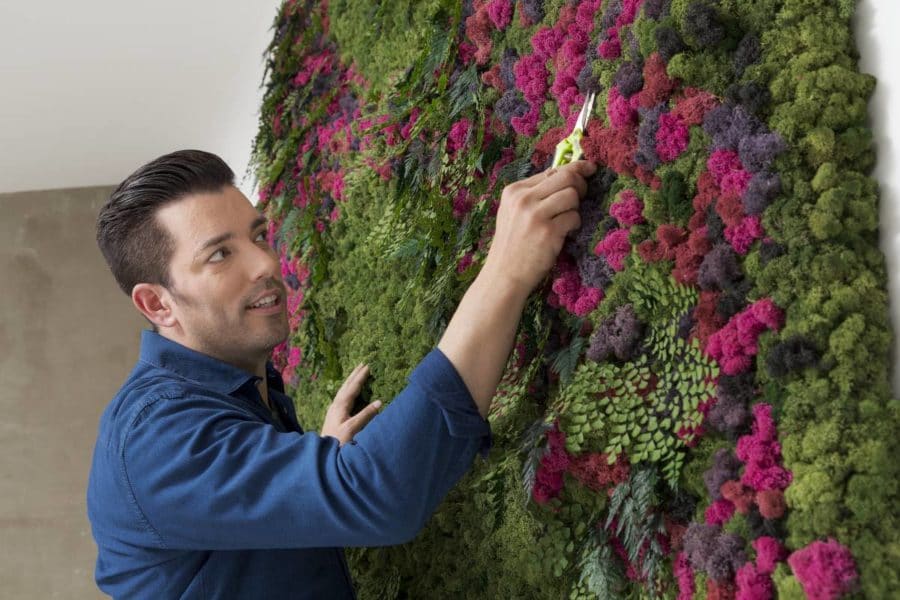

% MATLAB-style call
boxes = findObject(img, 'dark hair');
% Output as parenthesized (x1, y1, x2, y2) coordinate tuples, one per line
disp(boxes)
(96, 149, 235, 298)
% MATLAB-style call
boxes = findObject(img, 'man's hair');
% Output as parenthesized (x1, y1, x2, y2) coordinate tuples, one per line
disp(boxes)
(96, 149, 235, 296)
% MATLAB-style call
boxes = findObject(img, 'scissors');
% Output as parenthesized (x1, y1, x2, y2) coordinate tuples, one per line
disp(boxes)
(551, 92, 596, 168)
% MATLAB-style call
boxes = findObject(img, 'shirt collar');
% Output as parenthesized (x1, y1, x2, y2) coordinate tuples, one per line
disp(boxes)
(139, 329, 268, 395)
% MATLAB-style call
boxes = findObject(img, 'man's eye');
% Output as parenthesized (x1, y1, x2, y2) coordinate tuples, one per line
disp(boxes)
(209, 248, 229, 263)
(256, 231, 268, 242)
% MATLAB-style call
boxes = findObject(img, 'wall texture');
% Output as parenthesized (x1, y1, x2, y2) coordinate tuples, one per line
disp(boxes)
(0, 186, 145, 598)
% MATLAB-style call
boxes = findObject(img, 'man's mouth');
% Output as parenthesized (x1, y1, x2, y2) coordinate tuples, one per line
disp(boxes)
(246, 291, 283, 312)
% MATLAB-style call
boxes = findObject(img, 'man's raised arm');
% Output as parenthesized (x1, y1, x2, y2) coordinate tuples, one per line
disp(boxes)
(438, 160, 597, 418)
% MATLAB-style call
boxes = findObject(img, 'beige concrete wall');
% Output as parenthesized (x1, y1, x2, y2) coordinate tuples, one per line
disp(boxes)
(0, 186, 146, 598)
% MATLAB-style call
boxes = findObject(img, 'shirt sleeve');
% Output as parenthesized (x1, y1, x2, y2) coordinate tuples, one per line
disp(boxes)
(122, 347, 491, 551)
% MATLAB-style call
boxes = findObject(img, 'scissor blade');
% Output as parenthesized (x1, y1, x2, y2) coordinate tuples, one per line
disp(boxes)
(574, 92, 595, 132)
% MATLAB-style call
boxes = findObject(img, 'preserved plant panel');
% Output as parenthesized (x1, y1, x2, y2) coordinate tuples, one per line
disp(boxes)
(251, 1, 898, 597)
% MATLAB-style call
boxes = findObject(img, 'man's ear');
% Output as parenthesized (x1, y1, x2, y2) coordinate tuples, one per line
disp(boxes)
(132, 283, 177, 329)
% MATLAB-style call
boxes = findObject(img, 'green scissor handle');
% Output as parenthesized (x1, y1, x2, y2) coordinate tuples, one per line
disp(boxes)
(551, 128, 585, 168)
(551, 92, 595, 168)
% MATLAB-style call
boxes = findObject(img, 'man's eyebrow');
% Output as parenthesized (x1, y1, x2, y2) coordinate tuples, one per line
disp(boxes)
(194, 216, 269, 260)
(250, 215, 267, 232)
(195, 232, 234, 260)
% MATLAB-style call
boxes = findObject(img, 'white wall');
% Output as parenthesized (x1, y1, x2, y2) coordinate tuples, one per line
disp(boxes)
(855, 0, 900, 395)
(0, 0, 282, 200)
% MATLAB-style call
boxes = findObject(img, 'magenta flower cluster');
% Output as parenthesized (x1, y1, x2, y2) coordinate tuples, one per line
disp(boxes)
(787, 539, 859, 600)
(705, 298, 784, 375)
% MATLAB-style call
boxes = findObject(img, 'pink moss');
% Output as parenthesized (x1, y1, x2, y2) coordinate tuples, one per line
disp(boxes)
(594, 228, 632, 271)
(736, 404, 792, 492)
(486, 0, 513, 29)
(705, 498, 736, 525)
(788, 539, 859, 600)
(753, 537, 787, 575)
(609, 190, 646, 227)
(447, 118, 472, 156)
(705, 299, 784, 376)
(550, 260, 604, 317)
(607, 87, 641, 129)
(735, 562, 774, 600)
(656, 112, 690, 162)
(675, 552, 696, 600)
(725, 215, 764, 255)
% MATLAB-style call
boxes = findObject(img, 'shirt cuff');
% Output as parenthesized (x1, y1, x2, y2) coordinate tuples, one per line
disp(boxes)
(408, 348, 493, 458)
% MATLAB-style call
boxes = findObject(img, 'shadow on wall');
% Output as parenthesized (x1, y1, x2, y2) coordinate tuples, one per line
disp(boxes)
(0, 186, 146, 599)
(855, 0, 900, 394)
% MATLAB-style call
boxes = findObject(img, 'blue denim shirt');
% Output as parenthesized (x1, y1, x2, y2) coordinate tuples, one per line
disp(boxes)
(87, 330, 491, 598)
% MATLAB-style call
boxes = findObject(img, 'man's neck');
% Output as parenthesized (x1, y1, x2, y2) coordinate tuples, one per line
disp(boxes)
(257, 378, 270, 410)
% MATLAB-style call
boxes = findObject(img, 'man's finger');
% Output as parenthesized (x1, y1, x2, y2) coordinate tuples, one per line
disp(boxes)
(506, 160, 596, 193)
(336, 364, 369, 407)
(551, 209, 582, 238)
(345, 400, 382, 433)
(337, 364, 362, 393)
(535, 186, 580, 221)
(507, 167, 557, 191)
(527, 164, 590, 203)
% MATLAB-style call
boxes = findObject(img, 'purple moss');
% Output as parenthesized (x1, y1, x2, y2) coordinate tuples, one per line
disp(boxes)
(758, 239, 785, 264)
(587, 304, 644, 362)
(684, 523, 719, 568)
(746, 508, 783, 538)
(624, 27, 642, 63)
(703, 104, 765, 152)
(614, 62, 644, 98)
(708, 533, 747, 581)
(707, 388, 752, 436)
(739, 132, 787, 173)
(702, 104, 734, 146)
(743, 171, 782, 215)
(725, 81, 772, 115)
(495, 89, 529, 127)
(703, 448, 743, 500)
(716, 280, 750, 320)
(733, 33, 761, 76)
(578, 254, 614, 289)
(718, 372, 756, 406)
(338, 93, 359, 116)
(500, 48, 519, 90)
(655, 26, 686, 62)
(644, 0, 671, 20)
(698, 243, 743, 291)
(601, 0, 623, 31)
(635, 104, 666, 171)
(684, 2, 725, 48)
(666, 490, 699, 523)
(705, 204, 726, 244)
(766, 336, 821, 377)
(684, 523, 747, 580)
(577, 62, 601, 95)
(677, 309, 694, 340)
(707, 372, 755, 435)
(725, 105, 765, 148)
(520, 0, 545, 24)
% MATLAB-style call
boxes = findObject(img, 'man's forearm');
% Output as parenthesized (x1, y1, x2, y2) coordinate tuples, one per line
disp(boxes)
(437, 263, 529, 419)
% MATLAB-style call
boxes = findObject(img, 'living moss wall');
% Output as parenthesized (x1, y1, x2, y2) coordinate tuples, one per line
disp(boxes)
(251, 1, 899, 598)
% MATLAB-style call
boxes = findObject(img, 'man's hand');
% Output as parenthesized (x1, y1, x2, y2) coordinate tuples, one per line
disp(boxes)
(437, 160, 596, 418)
(484, 160, 596, 296)
(321, 364, 382, 445)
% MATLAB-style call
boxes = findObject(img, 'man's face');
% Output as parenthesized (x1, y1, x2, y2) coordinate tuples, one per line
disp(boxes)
(154, 185, 288, 372)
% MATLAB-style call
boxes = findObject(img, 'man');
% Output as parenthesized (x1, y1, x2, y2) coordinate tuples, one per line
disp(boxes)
(87, 149, 596, 598)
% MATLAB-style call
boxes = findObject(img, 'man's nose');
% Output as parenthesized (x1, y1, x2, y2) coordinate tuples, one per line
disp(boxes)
(247, 239, 280, 283)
